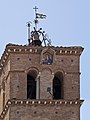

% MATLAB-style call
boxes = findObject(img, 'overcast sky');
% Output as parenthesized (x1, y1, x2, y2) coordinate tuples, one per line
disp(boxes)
(0, 0, 90, 120)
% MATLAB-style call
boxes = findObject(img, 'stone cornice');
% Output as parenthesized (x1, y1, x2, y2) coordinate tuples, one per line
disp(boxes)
(0, 99, 84, 120)
(0, 44, 84, 74)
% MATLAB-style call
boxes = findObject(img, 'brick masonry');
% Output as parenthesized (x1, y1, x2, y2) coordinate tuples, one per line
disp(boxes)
(0, 44, 84, 120)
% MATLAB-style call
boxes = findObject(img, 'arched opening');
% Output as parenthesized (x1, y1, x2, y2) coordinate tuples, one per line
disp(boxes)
(53, 72, 63, 99)
(27, 70, 37, 99)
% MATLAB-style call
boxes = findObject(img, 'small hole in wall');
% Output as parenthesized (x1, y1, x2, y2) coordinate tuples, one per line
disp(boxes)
(72, 87, 74, 89)
(71, 59, 73, 62)
(17, 58, 20, 60)
(17, 85, 19, 88)
(29, 58, 31, 61)
(34, 111, 37, 114)
(61, 59, 63, 62)
(17, 111, 19, 114)
(55, 111, 58, 114)
(72, 112, 74, 114)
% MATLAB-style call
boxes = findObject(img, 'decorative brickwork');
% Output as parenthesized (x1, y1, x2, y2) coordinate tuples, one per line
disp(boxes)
(0, 44, 84, 120)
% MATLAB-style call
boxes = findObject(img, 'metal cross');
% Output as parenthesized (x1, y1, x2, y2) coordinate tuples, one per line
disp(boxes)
(33, 6, 38, 14)
(33, 6, 38, 30)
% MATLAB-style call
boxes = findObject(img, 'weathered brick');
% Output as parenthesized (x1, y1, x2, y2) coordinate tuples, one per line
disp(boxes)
(0, 45, 84, 120)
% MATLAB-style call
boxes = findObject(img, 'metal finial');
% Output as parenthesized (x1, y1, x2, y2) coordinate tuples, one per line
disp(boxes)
(26, 7, 51, 46)
(33, 6, 38, 15)
(33, 6, 38, 30)
(33, 6, 46, 30)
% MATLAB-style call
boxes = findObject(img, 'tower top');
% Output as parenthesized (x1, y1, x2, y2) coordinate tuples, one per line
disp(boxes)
(27, 6, 51, 47)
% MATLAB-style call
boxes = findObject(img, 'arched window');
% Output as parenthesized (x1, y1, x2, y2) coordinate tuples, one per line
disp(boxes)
(53, 72, 63, 99)
(27, 71, 37, 99)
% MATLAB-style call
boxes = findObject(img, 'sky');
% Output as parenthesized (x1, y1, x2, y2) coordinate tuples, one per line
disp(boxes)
(0, 0, 90, 119)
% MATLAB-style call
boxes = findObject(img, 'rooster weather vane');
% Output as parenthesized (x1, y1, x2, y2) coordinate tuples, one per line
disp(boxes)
(27, 6, 52, 46)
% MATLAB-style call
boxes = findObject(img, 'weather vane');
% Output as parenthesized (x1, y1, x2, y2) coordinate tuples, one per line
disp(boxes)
(33, 6, 46, 30)
(26, 6, 51, 46)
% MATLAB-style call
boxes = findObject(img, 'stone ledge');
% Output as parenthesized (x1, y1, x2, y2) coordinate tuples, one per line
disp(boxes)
(8, 99, 84, 105)
(0, 99, 84, 120)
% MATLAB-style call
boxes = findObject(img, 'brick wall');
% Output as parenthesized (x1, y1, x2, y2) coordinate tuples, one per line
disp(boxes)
(9, 104, 80, 120)
(0, 45, 84, 120)
(8, 51, 80, 100)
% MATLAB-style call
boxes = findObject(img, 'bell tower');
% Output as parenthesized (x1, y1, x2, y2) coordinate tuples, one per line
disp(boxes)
(0, 7, 84, 120)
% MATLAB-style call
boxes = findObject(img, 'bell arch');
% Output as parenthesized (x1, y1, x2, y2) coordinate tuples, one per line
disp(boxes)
(53, 71, 64, 99)
(27, 70, 38, 99)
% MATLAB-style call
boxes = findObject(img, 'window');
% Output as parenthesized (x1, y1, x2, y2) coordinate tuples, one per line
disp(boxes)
(27, 74, 36, 99)
(53, 72, 63, 99)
